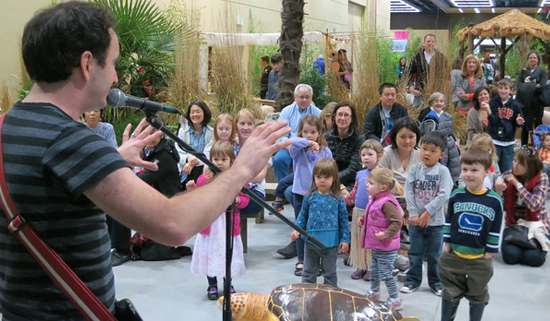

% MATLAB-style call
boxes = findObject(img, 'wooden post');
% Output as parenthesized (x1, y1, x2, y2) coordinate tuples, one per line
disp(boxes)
(458, 40, 466, 58)
(499, 37, 506, 81)
(468, 32, 474, 55)
(519, 34, 527, 77)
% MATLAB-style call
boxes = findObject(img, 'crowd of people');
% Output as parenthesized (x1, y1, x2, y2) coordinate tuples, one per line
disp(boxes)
(2, 2, 550, 321)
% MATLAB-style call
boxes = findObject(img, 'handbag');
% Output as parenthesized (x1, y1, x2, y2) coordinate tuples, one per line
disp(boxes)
(503, 224, 539, 249)
(0, 114, 142, 321)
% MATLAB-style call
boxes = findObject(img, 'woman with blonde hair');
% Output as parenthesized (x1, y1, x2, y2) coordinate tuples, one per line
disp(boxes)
(454, 54, 486, 115)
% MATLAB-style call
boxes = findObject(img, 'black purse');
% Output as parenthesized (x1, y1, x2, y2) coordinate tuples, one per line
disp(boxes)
(503, 225, 539, 249)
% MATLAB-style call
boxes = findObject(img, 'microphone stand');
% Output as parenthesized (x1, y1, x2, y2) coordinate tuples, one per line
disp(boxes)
(142, 113, 327, 320)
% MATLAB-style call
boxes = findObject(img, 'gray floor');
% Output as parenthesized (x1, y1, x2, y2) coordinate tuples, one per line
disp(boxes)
(114, 204, 550, 321)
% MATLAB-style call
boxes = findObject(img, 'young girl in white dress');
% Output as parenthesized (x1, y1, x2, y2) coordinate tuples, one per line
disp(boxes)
(186, 141, 249, 300)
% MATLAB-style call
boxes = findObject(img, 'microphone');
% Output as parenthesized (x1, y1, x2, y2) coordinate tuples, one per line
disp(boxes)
(106, 89, 180, 114)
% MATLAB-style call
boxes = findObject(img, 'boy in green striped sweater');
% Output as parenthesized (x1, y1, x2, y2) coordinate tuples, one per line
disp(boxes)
(438, 148, 503, 321)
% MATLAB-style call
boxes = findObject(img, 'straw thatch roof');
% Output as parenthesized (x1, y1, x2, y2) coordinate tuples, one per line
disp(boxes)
(457, 9, 550, 42)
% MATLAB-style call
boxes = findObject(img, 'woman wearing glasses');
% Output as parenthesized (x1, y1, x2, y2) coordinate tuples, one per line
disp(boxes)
(501, 146, 549, 267)
(324, 101, 365, 194)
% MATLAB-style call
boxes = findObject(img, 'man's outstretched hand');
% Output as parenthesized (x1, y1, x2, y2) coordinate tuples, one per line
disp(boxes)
(118, 118, 163, 171)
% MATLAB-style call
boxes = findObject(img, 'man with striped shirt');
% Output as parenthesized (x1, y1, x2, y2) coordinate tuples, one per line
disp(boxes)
(0, 2, 291, 319)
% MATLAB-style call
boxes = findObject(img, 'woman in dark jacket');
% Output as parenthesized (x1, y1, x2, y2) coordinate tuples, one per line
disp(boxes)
(323, 101, 365, 191)
(516, 50, 548, 145)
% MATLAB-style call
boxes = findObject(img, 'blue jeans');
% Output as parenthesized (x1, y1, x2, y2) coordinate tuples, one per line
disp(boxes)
(273, 173, 294, 199)
(273, 149, 292, 182)
(501, 233, 547, 267)
(495, 145, 514, 173)
(406, 225, 444, 287)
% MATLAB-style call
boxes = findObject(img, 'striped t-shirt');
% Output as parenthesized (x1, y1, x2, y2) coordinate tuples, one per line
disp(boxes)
(0, 102, 128, 320)
(444, 187, 503, 258)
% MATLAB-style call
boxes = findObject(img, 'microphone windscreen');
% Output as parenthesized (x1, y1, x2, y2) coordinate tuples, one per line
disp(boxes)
(106, 89, 126, 108)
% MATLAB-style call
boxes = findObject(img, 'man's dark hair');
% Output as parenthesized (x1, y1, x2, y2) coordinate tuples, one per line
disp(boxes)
(271, 54, 282, 64)
(421, 131, 446, 152)
(378, 83, 397, 95)
(261, 55, 270, 63)
(22, 2, 116, 83)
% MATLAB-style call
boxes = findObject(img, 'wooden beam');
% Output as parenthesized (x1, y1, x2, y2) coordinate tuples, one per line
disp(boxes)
(503, 36, 521, 55)
(472, 37, 486, 51)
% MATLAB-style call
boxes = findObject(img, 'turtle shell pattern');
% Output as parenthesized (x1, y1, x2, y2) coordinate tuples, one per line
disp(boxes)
(266, 283, 404, 321)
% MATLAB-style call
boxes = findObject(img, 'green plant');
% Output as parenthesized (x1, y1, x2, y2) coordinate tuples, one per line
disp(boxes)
(299, 67, 333, 108)
(248, 10, 278, 97)
(505, 48, 520, 80)
(91, 0, 176, 100)
(403, 28, 422, 62)
(376, 34, 400, 84)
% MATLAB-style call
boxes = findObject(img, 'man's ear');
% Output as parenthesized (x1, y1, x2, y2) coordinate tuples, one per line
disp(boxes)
(79, 51, 94, 81)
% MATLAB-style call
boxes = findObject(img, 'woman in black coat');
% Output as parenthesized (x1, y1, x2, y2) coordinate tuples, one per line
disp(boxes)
(323, 101, 365, 192)
(516, 50, 548, 145)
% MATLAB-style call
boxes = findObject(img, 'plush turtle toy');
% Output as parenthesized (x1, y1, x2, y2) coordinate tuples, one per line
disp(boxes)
(218, 283, 420, 321)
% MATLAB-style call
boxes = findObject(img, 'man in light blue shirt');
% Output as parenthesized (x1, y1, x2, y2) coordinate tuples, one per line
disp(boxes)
(274, 84, 322, 181)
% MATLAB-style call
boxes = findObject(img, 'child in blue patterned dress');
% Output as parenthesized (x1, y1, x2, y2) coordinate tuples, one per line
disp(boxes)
(291, 158, 350, 286)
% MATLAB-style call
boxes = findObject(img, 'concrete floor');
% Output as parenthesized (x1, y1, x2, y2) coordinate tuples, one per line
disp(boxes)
(114, 204, 550, 321)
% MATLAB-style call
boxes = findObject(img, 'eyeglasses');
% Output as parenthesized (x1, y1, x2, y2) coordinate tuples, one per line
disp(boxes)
(336, 113, 352, 119)
(297, 96, 311, 100)
(520, 145, 537, 156)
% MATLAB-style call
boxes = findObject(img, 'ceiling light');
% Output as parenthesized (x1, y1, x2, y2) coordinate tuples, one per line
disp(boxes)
(450, 0, 494, 7)
(390, 0, 421, 13)
(459, 8, 464, 13)
(492, 8, 495, 13)
(474, 8, 480, 13)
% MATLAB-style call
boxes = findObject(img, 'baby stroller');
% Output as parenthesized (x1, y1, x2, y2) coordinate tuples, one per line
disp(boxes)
(532, 124, 550, 149)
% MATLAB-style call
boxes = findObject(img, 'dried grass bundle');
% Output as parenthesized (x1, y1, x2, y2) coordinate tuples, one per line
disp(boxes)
(167, 1, 202, 125)
(1, 81, 14, 113)
(210, 10, 260, 119)
(350, 33, 381, 132)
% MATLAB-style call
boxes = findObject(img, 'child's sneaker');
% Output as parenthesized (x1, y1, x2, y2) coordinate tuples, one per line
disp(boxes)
(365, 290, 380, 300)
(386, 297, 403, 311)
(272, 201, 284, 212)
(400, 283, 419, 293)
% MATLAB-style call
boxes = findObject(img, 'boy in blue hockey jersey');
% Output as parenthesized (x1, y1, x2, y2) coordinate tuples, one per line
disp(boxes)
(438, 148, 503, 321)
